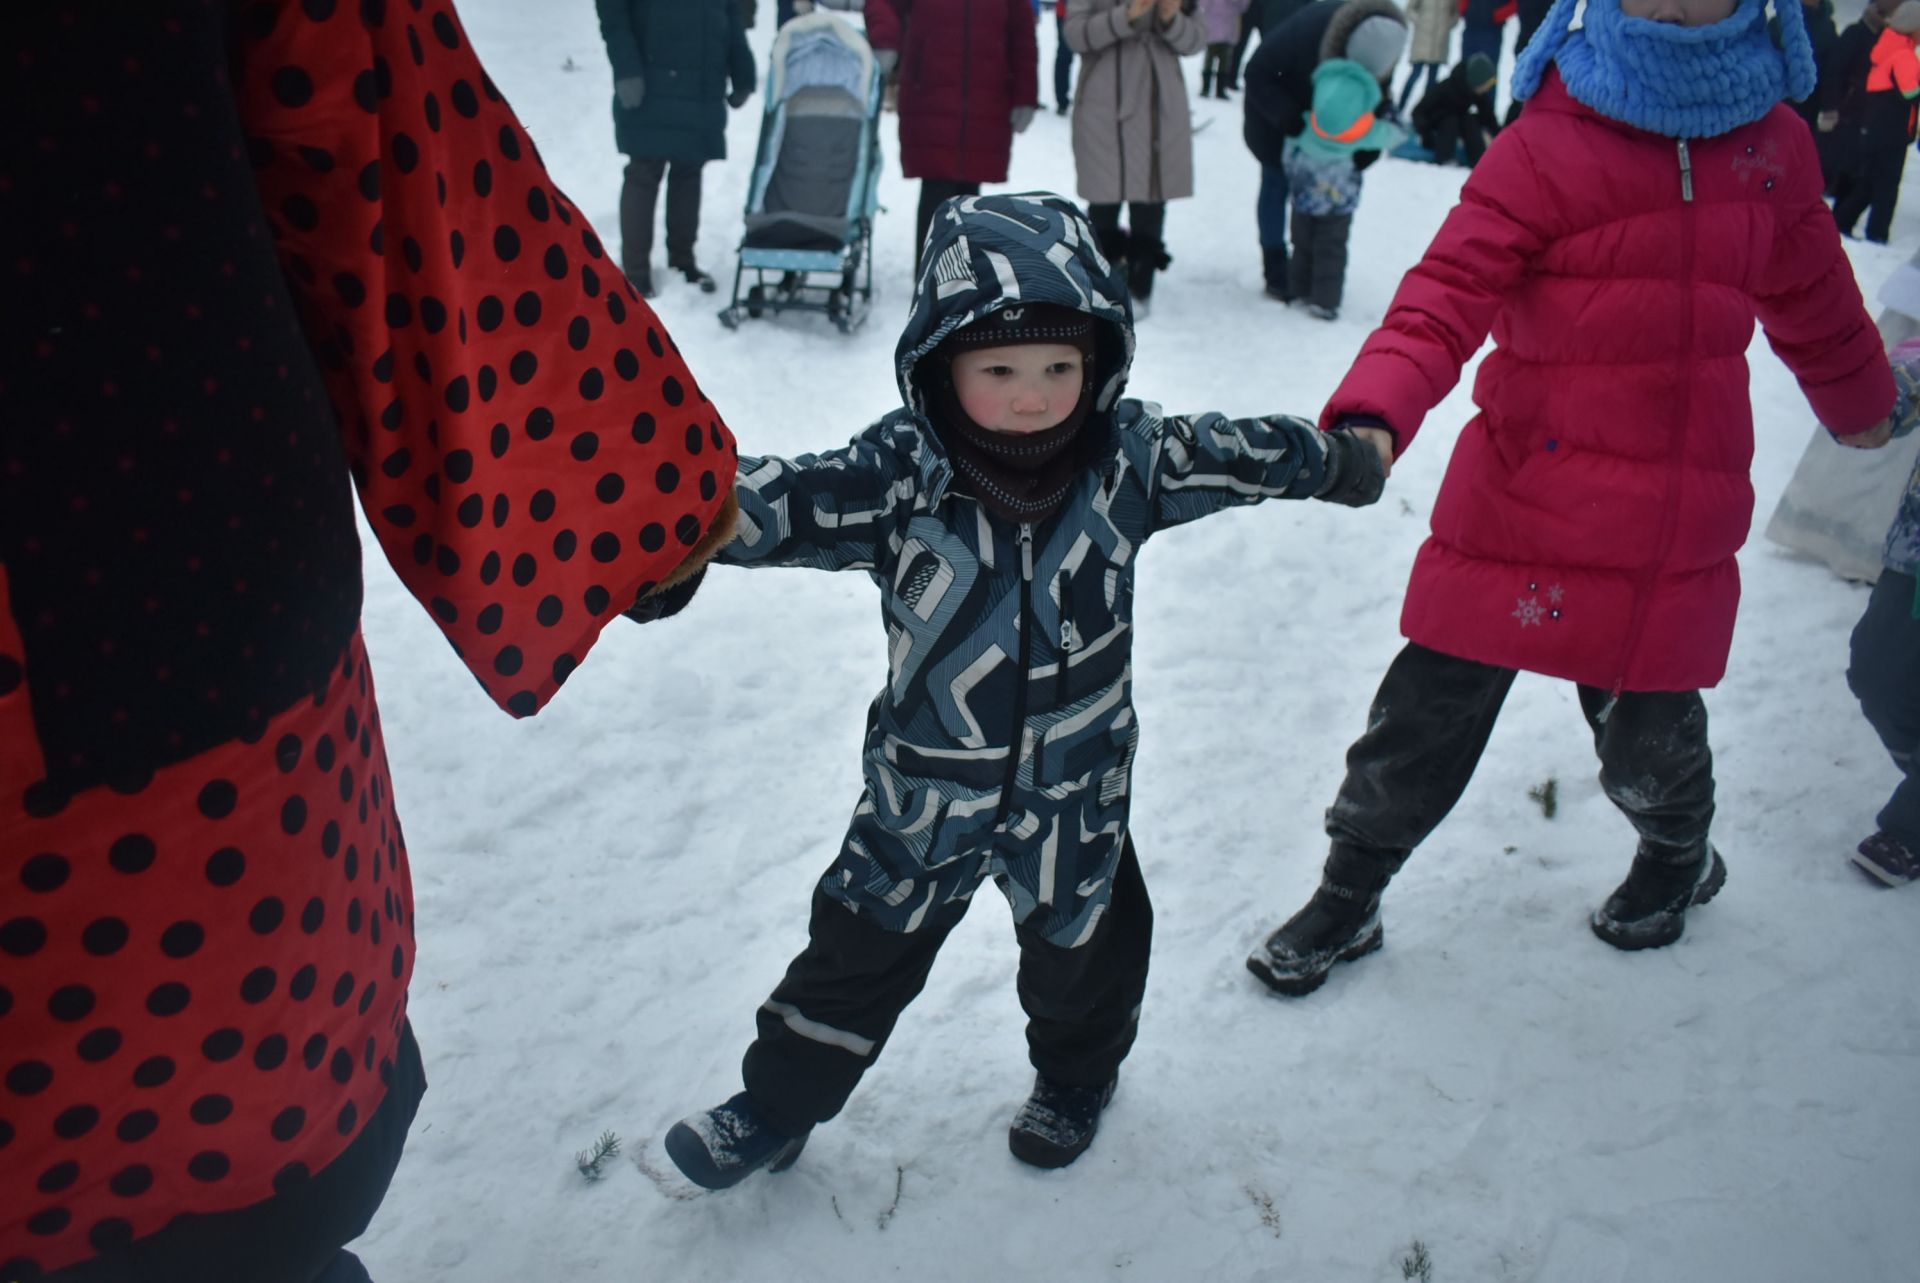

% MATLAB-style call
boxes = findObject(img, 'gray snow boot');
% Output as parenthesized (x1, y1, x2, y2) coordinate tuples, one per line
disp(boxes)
(1008, 1074, 1117, 1169)
(1590, 844, 1726, 950)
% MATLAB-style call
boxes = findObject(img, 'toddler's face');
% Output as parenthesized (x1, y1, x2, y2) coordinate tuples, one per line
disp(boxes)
(950, 343, 1085, 436)
(1617, 0, 1737, 25)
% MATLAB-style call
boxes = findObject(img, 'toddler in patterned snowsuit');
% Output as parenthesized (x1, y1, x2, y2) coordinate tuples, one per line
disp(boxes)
(660, 191, 1390, 1187)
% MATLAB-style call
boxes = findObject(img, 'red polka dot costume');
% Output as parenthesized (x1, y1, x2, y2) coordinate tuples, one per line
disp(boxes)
(1, 2, 737, 1276)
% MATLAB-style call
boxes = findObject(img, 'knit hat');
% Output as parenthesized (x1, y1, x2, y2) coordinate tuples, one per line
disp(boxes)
(1891, 1, 1920, 34)
(1344, 13, 1409, 79)
(1464, 51, 1497, 92)
(937, 301, 1096, 364)
(1295, 58, 1408, 159)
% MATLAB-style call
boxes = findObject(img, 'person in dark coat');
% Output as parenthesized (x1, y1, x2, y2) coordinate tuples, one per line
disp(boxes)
(1834, 0, 1920, 244)
(1243, 0, 1408, 300)
(865, 0, 1040, 269)
(2, 3, 739, 1279)
(596, 0, 757, 296)
(1824, 0, 1895, 203)
(1411, 51, 1501, 165)
(1225, 0, 1313, 91)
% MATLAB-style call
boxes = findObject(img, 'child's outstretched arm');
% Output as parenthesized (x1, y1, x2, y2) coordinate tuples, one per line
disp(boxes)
(1753, 131, 1896, 447)
(1321, 130, 1553, 449)
(718, 420, 913, 573)
(1143, 407, 1383, 533)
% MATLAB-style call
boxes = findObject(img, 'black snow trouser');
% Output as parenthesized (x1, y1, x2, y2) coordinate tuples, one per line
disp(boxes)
(742, 836, 1153, 1139)
(1286, 211, 1353, 312)
(1834, 139, 1909, 244)
(1424, 112, 1489, 167)
(619, 157, 705, 274)
(1323, 643, 1717, 888)
(1849, 570, 1920, 850)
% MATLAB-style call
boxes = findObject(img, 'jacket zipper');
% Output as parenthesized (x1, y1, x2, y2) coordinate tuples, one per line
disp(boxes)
(997, 523, 1036, 819)
(1601, 139, 1695, 719)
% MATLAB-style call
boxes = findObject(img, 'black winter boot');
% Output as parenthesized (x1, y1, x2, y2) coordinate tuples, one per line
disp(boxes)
(1008, 1074, 1117, 1169)
(1094, 223, 1130, 275)
(1262, 247, 1290, 302)
(663, 1091, 810, 1190)
(1590, 845, 1726, 951)
(1246, 842, 1395, 996)
(670, 257, 718, 293)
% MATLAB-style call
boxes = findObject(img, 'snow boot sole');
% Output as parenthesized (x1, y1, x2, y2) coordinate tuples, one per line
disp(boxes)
(1590, 848, 1726, 951)
(1245, 920, 1383, 997)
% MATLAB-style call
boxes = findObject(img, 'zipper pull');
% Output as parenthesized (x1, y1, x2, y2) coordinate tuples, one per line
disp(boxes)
(1019, 524, 1033, 582)
(1058, 574, 1074, 652)
(1677, 139, 1693, 203)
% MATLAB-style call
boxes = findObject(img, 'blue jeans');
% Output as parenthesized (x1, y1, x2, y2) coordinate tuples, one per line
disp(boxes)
(1257, 162, 1289, 251)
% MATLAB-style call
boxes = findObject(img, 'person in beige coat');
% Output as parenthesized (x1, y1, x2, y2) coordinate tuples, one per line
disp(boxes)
(1396, 0, 1455, 112)
(1065, 0, 1208, 311)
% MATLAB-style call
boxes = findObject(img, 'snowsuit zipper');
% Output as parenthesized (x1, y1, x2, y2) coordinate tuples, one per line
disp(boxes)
(1600, 139, 1696, 720)
(996, 523, 1036, 821)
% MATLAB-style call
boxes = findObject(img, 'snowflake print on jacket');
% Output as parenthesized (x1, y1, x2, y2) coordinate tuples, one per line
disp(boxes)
(0, 2, 737, 1277)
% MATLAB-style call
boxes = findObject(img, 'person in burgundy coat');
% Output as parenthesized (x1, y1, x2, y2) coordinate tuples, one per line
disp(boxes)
(2, 3, 737, 1279)
(863, 0, 1042, 269)
(1245, 0, 1899, 999)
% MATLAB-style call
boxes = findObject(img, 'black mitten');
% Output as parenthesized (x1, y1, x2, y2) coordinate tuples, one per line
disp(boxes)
(1315, 428, 1387, 508)
(624, 567, 707, 624)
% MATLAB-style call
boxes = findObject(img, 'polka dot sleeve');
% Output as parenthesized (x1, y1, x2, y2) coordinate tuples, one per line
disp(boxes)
(232, 0, 738, 718)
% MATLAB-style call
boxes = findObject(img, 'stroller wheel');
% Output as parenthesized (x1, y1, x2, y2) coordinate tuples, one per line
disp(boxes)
(746, 285, 765, 319)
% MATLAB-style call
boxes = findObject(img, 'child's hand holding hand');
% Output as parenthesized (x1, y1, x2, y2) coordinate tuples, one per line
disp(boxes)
(1315, 424, 1392, 507)
(1127, 0, 1156, 21)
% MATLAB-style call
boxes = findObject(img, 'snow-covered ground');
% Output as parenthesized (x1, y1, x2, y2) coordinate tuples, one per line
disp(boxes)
(350, 5, 1920, 1280)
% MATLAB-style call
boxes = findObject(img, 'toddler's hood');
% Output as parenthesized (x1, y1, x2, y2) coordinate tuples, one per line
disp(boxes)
(895, 192, 1135, 422)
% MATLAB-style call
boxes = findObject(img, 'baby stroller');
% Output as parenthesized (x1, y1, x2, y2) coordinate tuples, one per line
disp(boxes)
(718, 10, 883, 334)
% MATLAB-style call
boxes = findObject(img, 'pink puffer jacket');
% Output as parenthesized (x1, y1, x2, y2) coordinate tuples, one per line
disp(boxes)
(1325, 69, 1893, 692)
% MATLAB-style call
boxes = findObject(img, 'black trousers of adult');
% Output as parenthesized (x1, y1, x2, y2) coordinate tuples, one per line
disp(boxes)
(1054, 6, 1075, 109)
(1086, 200, 1167, 255)
(915, 178, 982, 270)
(1849, 570, 1920, 850)
(1323, 643, 1716, 887)
(45, 1024, 425, 1283)
(619, 157, 704, 276)
(1287, 210, 1352, 311)
(1424, 112, 1489, 167)
(741, 835, 1153, 1141)
(1224, 16, 1257, 91)
(1834, 140, 1909, 244)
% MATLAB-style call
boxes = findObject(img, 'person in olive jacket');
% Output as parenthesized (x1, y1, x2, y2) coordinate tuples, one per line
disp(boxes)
(596, 0, 757, 295)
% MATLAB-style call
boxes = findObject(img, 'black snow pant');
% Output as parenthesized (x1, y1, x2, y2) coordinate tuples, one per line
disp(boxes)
(1423, 111, 1489, 167)
(1287, 210, 1352, 312)
(741, 836, 1153, 1140)
(1849, 570, 1920, 852)
(44, 1024, 425, 1283)
(1321, 643, 1717, 893)
(915, 178, 982, 271)
(619, 157, 705, 276)
(1834, 139, 1908, 244)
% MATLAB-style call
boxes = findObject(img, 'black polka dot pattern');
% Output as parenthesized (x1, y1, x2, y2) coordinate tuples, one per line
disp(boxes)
(0, 637, 413, 1272)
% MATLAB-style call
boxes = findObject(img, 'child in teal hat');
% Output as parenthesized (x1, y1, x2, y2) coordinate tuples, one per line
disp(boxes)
(1281, 57, 1405, 319)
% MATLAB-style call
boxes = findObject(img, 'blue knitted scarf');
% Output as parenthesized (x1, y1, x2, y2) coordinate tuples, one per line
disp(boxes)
(1511, 0, 1816, 138)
